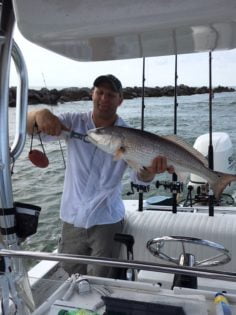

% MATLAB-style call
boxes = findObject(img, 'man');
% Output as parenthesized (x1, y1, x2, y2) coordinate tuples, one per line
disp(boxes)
(27, 74, 173, 277)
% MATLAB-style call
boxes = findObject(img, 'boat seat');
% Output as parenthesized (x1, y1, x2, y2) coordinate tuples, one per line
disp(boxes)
(120, 210, 236, 274)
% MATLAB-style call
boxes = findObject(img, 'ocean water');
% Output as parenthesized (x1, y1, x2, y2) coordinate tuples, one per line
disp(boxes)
(9, 91, 236, 253)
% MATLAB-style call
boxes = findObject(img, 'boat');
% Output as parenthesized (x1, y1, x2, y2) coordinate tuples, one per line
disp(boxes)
(1, 0, 236, 314)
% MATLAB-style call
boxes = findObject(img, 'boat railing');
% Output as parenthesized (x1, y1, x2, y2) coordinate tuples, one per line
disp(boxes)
(0, 248, 236, 283)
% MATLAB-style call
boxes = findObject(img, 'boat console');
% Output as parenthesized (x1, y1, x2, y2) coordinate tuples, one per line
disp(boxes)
(33, 274, 236, 315)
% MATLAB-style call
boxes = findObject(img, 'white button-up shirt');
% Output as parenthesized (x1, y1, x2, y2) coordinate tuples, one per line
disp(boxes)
(42, 111, 148, 228)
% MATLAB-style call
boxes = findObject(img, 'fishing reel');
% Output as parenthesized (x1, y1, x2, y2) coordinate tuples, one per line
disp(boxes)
(155, 180, 184, 194)
(182, 184, 235, 207)
(127, 182, 150, 196)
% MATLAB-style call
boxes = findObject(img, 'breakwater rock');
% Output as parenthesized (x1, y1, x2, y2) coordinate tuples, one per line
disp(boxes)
(9, 85, 235, 107)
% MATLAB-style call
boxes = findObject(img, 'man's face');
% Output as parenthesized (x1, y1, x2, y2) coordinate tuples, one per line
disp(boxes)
(92, 82, 123, 121)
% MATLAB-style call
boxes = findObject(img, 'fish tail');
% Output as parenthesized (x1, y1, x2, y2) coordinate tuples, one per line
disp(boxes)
(210, 171, 236, 200)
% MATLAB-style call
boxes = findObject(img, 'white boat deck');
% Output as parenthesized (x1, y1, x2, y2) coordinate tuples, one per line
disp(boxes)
(26, 199, 236, 314)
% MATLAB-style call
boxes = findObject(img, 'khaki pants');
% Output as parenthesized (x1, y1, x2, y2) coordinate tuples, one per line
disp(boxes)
(58, 219, 124, 277)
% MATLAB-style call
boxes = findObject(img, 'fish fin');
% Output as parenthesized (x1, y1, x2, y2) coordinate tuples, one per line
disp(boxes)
(210, 171, 236, 200)
(125, 159, 143, 172)
(163, 135, 208, 167)
(113, 146, 126, 160)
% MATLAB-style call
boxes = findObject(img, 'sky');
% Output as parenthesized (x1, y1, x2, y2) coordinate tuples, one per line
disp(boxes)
(10, 26, 236, 89)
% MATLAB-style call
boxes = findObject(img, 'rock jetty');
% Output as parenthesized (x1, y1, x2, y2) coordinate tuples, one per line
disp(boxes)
(8, 85, 235, 107)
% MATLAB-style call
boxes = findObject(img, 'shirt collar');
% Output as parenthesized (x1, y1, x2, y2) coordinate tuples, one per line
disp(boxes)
(89, 111, 121, 128)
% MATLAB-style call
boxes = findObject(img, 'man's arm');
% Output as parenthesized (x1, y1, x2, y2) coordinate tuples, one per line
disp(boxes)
(27, 108, 68, 135)
(137, 156, 174, 182)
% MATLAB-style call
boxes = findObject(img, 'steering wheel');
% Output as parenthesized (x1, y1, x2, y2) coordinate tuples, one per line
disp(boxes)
(147, 236, 231, 267)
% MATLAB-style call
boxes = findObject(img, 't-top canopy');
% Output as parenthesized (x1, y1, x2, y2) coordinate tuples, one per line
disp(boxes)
(13, 0, 236, 61)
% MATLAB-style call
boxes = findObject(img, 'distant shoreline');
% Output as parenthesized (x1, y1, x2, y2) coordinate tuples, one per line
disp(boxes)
(9, 85, 235, 107)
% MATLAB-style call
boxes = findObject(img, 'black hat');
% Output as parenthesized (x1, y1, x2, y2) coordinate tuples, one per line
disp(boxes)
(93, 74, 122, 94)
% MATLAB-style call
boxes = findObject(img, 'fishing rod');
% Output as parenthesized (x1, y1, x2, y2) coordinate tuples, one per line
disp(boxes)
(174, 53, 178, 135)
(141, 57, 145, 131)
(208, 51, 214, 216)
(138, 57, 146, 212)
(171, 53, 179, 214)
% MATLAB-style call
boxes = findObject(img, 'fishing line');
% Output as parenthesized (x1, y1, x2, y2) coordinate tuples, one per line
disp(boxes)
(58, 138, 66, 168)
(28, 124, 49, 168)
(41, 72, 66, 239)
(41, 72, 66, 169)
(10, 155, 15, 175)
(31, 126, 46, 156)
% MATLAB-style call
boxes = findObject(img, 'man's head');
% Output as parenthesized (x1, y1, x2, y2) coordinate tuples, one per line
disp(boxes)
(93, 74, 123, 96)
(92, 74, 123, 126)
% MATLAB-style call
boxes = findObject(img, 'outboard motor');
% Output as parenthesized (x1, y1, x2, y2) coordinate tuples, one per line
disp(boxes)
(188, 132, 236, 198)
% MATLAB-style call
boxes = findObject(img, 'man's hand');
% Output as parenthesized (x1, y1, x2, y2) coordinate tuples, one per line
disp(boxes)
(138, 156, 174, 182)
(27, 109, 68, 135)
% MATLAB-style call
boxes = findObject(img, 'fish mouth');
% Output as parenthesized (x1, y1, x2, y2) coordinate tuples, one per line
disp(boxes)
(87, 130, 97, 142)
(87, 128, 104, 144)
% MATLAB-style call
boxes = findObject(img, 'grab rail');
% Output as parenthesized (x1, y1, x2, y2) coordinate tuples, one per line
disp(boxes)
(1, 249, 236, 282)
(0, 8, 15, 210)
(10, 40, 28, 160)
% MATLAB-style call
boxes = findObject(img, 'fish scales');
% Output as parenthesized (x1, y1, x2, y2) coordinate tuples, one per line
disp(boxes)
(119, 127, 207, 174)
(87, 126, 236, 200)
